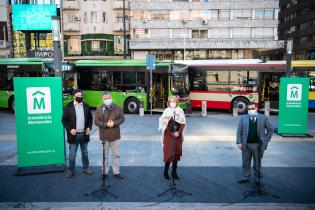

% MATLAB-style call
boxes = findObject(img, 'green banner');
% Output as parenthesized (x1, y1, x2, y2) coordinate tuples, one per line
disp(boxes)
(278, 77, 310, 134)
(14, 77, 65, 167)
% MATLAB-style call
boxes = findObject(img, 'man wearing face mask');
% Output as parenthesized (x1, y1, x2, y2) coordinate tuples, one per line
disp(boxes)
(236, 102, 274, 184)
(95, 91, 125, 179)
(62, 89, 93, 178)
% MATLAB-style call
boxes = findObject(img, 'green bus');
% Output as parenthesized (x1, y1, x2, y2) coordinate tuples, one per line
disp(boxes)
(0, 58, 53, 112)
(72, 59, 189, 113)
(0, 58, 74, 112)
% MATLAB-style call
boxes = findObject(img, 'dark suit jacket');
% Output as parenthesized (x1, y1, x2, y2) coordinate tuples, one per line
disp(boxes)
(62, 101, 93, 144)
(236, 113, 274, 151)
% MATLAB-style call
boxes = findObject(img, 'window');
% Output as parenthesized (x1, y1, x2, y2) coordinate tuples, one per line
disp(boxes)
(254, 28, 274, 38)
(191, 10, 201, 20)
(132, 28, 149, 39)
(232, 28, 251, 38)
(67, 14, 76, 23)
(68, 36, 80, 54)
(91, 11, 97, 23)
(233, 10, 252, 20)
(91, 41, 100, 51)
(150, 29, 170, 38)
(210, 10, 219, 20)
(219, 10, 230, 20)
(255, 9, 274, 20)
(103, 12, 106, 22)
(172, 29, 189, 38)
(192, 30, 208, 38)
(132, 10, 149, 21)
(209, 28, 229, 38)
(150, 10, 170, 20)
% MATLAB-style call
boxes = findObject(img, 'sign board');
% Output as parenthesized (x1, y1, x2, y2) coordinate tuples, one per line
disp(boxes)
(27, 50, 54, 58)
(278, 77, 310, 134)
(14, 77, 65, 167)
(146, 54, 156, 70)
(12, 4, 57, 31)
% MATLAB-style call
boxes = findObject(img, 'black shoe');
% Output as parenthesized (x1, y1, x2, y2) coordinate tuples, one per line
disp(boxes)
(238, 179, 249, 184)
(164, 172, 170, 180)
(172, 172, 179, 180)
(99, 174, 108, 180)
(164, 162, 170, 180)
(114, 174, 124, 179)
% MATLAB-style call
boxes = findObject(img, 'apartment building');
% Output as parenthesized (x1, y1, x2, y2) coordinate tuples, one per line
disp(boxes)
(62, 0, 130, 60)
(278, 0, 315, 60)
(129, 0, 284, 60)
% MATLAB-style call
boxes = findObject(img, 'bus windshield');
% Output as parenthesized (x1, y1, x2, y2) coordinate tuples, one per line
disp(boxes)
(170, 64, 189, 98)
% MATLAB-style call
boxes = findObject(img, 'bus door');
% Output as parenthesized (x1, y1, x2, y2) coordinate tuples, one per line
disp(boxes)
(152, 72, 168, 110)
(259, 72, 282, 109)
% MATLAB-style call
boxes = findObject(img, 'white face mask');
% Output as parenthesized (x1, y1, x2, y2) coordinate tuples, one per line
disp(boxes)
(248, 109, 257, 116)
(104, 98, 112, 106)
(170, 102, 176, 108)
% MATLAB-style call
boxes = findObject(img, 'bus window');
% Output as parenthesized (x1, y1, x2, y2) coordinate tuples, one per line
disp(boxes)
(206, 71, 229, 92)
(122, 71, 137, 91)
(189, 71, 207, 91)
(0, 72, 6, 90)
(229, 71, 257, 92)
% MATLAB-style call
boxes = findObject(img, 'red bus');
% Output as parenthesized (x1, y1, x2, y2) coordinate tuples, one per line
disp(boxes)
(175, 59, 285, 114)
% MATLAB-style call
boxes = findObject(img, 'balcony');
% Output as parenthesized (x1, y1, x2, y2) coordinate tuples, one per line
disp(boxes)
(63, 23, 80, 32)
(63, 0, 79, 10)
(113, 22, 130, 32)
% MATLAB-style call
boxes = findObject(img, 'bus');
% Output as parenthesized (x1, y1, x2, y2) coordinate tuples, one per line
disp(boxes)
(291, 60, 315, 109)
(72, 59, 189, 113)
(174, 59, 285, 114)
(0, 58, 75, 112)
(0, 58, 54, 112)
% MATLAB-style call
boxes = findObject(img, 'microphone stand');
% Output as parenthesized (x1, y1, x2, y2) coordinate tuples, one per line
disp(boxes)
(85, 108, 118, 199)
(158, 110, 191, 198)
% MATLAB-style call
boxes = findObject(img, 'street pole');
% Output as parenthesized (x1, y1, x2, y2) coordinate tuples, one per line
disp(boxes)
(122, 0, 127, 59)
(150, 66, 153, 116)
(52, 16, 62, 77)
(285, 39, 293, 77)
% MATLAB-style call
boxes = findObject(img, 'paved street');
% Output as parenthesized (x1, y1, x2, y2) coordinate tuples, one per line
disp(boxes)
(0, 109, 315, 209)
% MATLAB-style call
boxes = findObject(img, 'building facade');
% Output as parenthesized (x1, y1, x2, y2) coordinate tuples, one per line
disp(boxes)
(62, 0, 130, 60)
(278, 0, 315, 60)
(0, 0, 10, 58)
(129, 0, 284, 60)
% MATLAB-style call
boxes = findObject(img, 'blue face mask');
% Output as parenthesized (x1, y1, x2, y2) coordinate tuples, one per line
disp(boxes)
(104, 98, 112, 106)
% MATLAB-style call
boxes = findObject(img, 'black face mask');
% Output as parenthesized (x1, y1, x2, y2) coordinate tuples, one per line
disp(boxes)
(75, 97, 83, 103)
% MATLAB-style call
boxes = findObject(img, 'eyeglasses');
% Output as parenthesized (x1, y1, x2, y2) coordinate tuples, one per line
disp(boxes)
(248, 108, 255, 110)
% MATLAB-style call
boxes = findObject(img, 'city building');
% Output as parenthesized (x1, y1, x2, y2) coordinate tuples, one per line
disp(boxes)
(129, 0, 284, 60)
(62, 0, 130, 60)
(8, 0, 60, 58)
(278, 0, 315, 60)
(0, 0, 10, 58)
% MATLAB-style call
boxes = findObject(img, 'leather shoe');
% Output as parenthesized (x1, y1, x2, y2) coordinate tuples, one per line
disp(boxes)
(99, 174, 108, 180)
(238, 179, 249, 184)
(83, 168, 93, 175)
(65, 170, 74, 178)
(113, 174, 124, 179)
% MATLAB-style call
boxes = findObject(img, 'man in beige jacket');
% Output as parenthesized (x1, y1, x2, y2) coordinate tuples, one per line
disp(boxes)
(95, 91, 125, 179)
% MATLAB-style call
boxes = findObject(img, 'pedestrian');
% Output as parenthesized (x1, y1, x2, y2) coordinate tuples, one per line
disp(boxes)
(94, 91, 125, 179)
(159, 96, 186, 180)
(236, 102, 274, 184)
(62, 89, 93, 178)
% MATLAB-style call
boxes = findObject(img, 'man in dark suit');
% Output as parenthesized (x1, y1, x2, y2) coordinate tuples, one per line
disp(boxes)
(236, 102, 274, 184)
(62, 89, 93, 178)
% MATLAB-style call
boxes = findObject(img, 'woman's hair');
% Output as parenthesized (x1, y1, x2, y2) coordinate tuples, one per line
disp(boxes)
(167, 95, 179, 108)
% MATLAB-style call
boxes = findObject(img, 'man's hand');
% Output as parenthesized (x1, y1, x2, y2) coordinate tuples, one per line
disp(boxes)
(70, 129, 76, 135)
(107, 120, 114, 128)
(237, 144, 243, 150)
(85, 128, 90, 135)
(174, 131, 179, 137)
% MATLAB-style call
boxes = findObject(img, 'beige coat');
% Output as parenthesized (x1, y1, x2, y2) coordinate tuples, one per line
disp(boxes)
(95, 104, 125, 141)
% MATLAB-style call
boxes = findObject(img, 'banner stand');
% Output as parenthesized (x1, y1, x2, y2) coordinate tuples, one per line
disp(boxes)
(15, 164, 65, 176)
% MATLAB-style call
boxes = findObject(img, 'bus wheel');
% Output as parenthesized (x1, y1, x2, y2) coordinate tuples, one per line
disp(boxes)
(125, 98, 139, 114)
(232, 97, 248, 115)
(9, 97, 15, 113)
